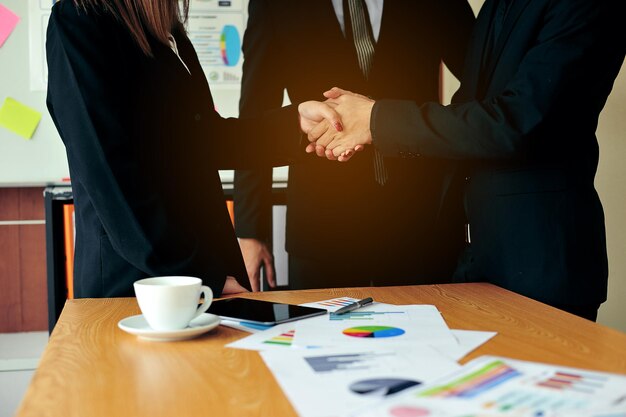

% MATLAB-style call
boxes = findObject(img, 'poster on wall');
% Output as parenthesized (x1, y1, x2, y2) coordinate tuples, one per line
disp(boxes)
(187, 0, 247, 90)
(28, 0, 248, 92)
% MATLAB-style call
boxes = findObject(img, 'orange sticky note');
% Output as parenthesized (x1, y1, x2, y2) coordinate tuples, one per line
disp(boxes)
(0, 4, 20, 47)
(0, 97, 42, 140)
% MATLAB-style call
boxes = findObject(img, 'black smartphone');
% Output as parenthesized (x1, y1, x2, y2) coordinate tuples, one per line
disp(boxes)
(208, 297, 326, 325)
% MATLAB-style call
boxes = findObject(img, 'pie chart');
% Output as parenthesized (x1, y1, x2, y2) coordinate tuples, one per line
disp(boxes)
(342, 326, 405, 338)
(220, 25, 241, 66)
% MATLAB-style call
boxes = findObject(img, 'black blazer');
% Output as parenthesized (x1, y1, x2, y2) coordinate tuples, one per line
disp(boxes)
(233, 0, 475, 282)
(371, 0, 626, 305)
(46, 0, 301, 298)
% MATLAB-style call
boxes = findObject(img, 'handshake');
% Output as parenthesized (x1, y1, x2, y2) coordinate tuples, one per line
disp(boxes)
(298, 87, 376, 162)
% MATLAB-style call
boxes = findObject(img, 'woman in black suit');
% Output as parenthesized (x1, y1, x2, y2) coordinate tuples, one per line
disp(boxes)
(46, 0, 336, 298)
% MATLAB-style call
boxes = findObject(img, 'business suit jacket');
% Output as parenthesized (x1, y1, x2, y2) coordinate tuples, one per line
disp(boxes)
(234, 0, 475, 285)
(46, 0, 301, 298)
(371, 0, 626, 305)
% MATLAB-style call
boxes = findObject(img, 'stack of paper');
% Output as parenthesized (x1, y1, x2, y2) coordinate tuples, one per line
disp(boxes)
(226, 297, 496, 417)
(226, 298, 626, 417)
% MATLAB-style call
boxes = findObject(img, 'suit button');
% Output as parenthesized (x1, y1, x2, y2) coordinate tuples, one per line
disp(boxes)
(194, 114, 201, 121)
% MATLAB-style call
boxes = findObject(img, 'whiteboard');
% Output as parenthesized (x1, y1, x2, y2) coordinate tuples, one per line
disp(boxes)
(0, 0, 269, 186)
(0, 0, 65, 185)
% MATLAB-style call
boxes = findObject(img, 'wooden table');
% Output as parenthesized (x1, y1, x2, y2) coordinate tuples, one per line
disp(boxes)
(16, 283, 626, 417)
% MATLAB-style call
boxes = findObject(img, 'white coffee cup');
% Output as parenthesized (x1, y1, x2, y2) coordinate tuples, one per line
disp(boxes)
(133, 276, 213, 331)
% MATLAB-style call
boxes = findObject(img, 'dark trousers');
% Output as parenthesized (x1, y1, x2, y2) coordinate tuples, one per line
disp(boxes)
(454, 246, 601, 322)
(288, 255, 450, 291)
(288, 255, 375, 290)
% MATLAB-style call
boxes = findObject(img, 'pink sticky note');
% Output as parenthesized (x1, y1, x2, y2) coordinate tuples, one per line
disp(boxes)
(0, 4, 20, 48)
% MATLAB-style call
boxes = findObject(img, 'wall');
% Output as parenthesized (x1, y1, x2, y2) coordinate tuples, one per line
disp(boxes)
(596, 62, 626, 332)
(0, 0, 69, 185)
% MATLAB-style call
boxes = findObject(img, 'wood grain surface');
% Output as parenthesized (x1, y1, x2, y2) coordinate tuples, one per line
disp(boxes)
(15, 284, 626, 417)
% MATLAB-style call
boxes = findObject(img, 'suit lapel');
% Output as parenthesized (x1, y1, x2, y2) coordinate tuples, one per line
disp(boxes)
(361, 0, 408, 83)
(311, 0, 348, 45)
(323, 0, 367, 83)
(375, 0, 395, 47)
(156, 29, 195, 79)
(368, 0, 397, 79)
(482, 0, 532, 86)
(463, 0, 499, 98)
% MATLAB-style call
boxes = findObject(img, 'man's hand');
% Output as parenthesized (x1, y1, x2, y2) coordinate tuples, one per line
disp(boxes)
(307, 88, 375, 161)
(222, 276, 250, 295)
(239, 238, 276, 292)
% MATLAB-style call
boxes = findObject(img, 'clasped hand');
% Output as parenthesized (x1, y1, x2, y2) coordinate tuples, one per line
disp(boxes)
(298, 87, 375, 162)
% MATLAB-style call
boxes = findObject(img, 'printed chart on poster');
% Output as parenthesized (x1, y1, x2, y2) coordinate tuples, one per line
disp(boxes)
(187, 0, 247, 90)
(28, 0, 248, 91)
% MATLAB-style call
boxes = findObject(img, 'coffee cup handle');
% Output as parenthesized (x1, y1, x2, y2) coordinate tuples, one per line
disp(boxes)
(193, 285, 213, 320)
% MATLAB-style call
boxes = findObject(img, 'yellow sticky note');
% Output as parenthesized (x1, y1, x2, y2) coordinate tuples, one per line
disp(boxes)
(0, 97, 42, 140)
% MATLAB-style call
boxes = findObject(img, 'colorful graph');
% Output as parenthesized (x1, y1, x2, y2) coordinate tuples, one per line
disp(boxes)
(220, 25, 240, 66)
(419, 360, 521, 399)
(482, 389, 590, 413)
(315, 297, 358, 308)
(536, 370, 608, 394)
(343, 326, 405, 338)
(262, 329, 295, 346)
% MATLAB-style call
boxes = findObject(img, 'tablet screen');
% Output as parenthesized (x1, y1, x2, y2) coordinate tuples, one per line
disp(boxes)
(207, 297, 327, 325)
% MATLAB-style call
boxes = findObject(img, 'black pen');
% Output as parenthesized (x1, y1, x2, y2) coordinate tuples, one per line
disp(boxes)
(333, 297, 374, 315)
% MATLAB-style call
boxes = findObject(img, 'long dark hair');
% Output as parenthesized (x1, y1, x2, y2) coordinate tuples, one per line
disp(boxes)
(74, 0, 189, 56)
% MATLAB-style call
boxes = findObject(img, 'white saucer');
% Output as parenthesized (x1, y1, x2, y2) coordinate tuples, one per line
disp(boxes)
(118, 313, 220, 342)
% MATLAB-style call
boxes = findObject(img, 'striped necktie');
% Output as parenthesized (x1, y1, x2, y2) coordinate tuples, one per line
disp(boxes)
(345, 0, 388, 185)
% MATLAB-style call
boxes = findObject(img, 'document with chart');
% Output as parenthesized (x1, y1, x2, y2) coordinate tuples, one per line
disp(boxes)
(293, 304, 458, 349)
(226, 298, 496, 360)
(261, 346, 460, 417)
(351, 355, 626, 417)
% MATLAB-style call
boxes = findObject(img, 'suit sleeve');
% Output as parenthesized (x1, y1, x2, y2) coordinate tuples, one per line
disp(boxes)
(46, 3, 300, 294)
(371, 0, 625, 160)
(233, 0, 286, 240)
